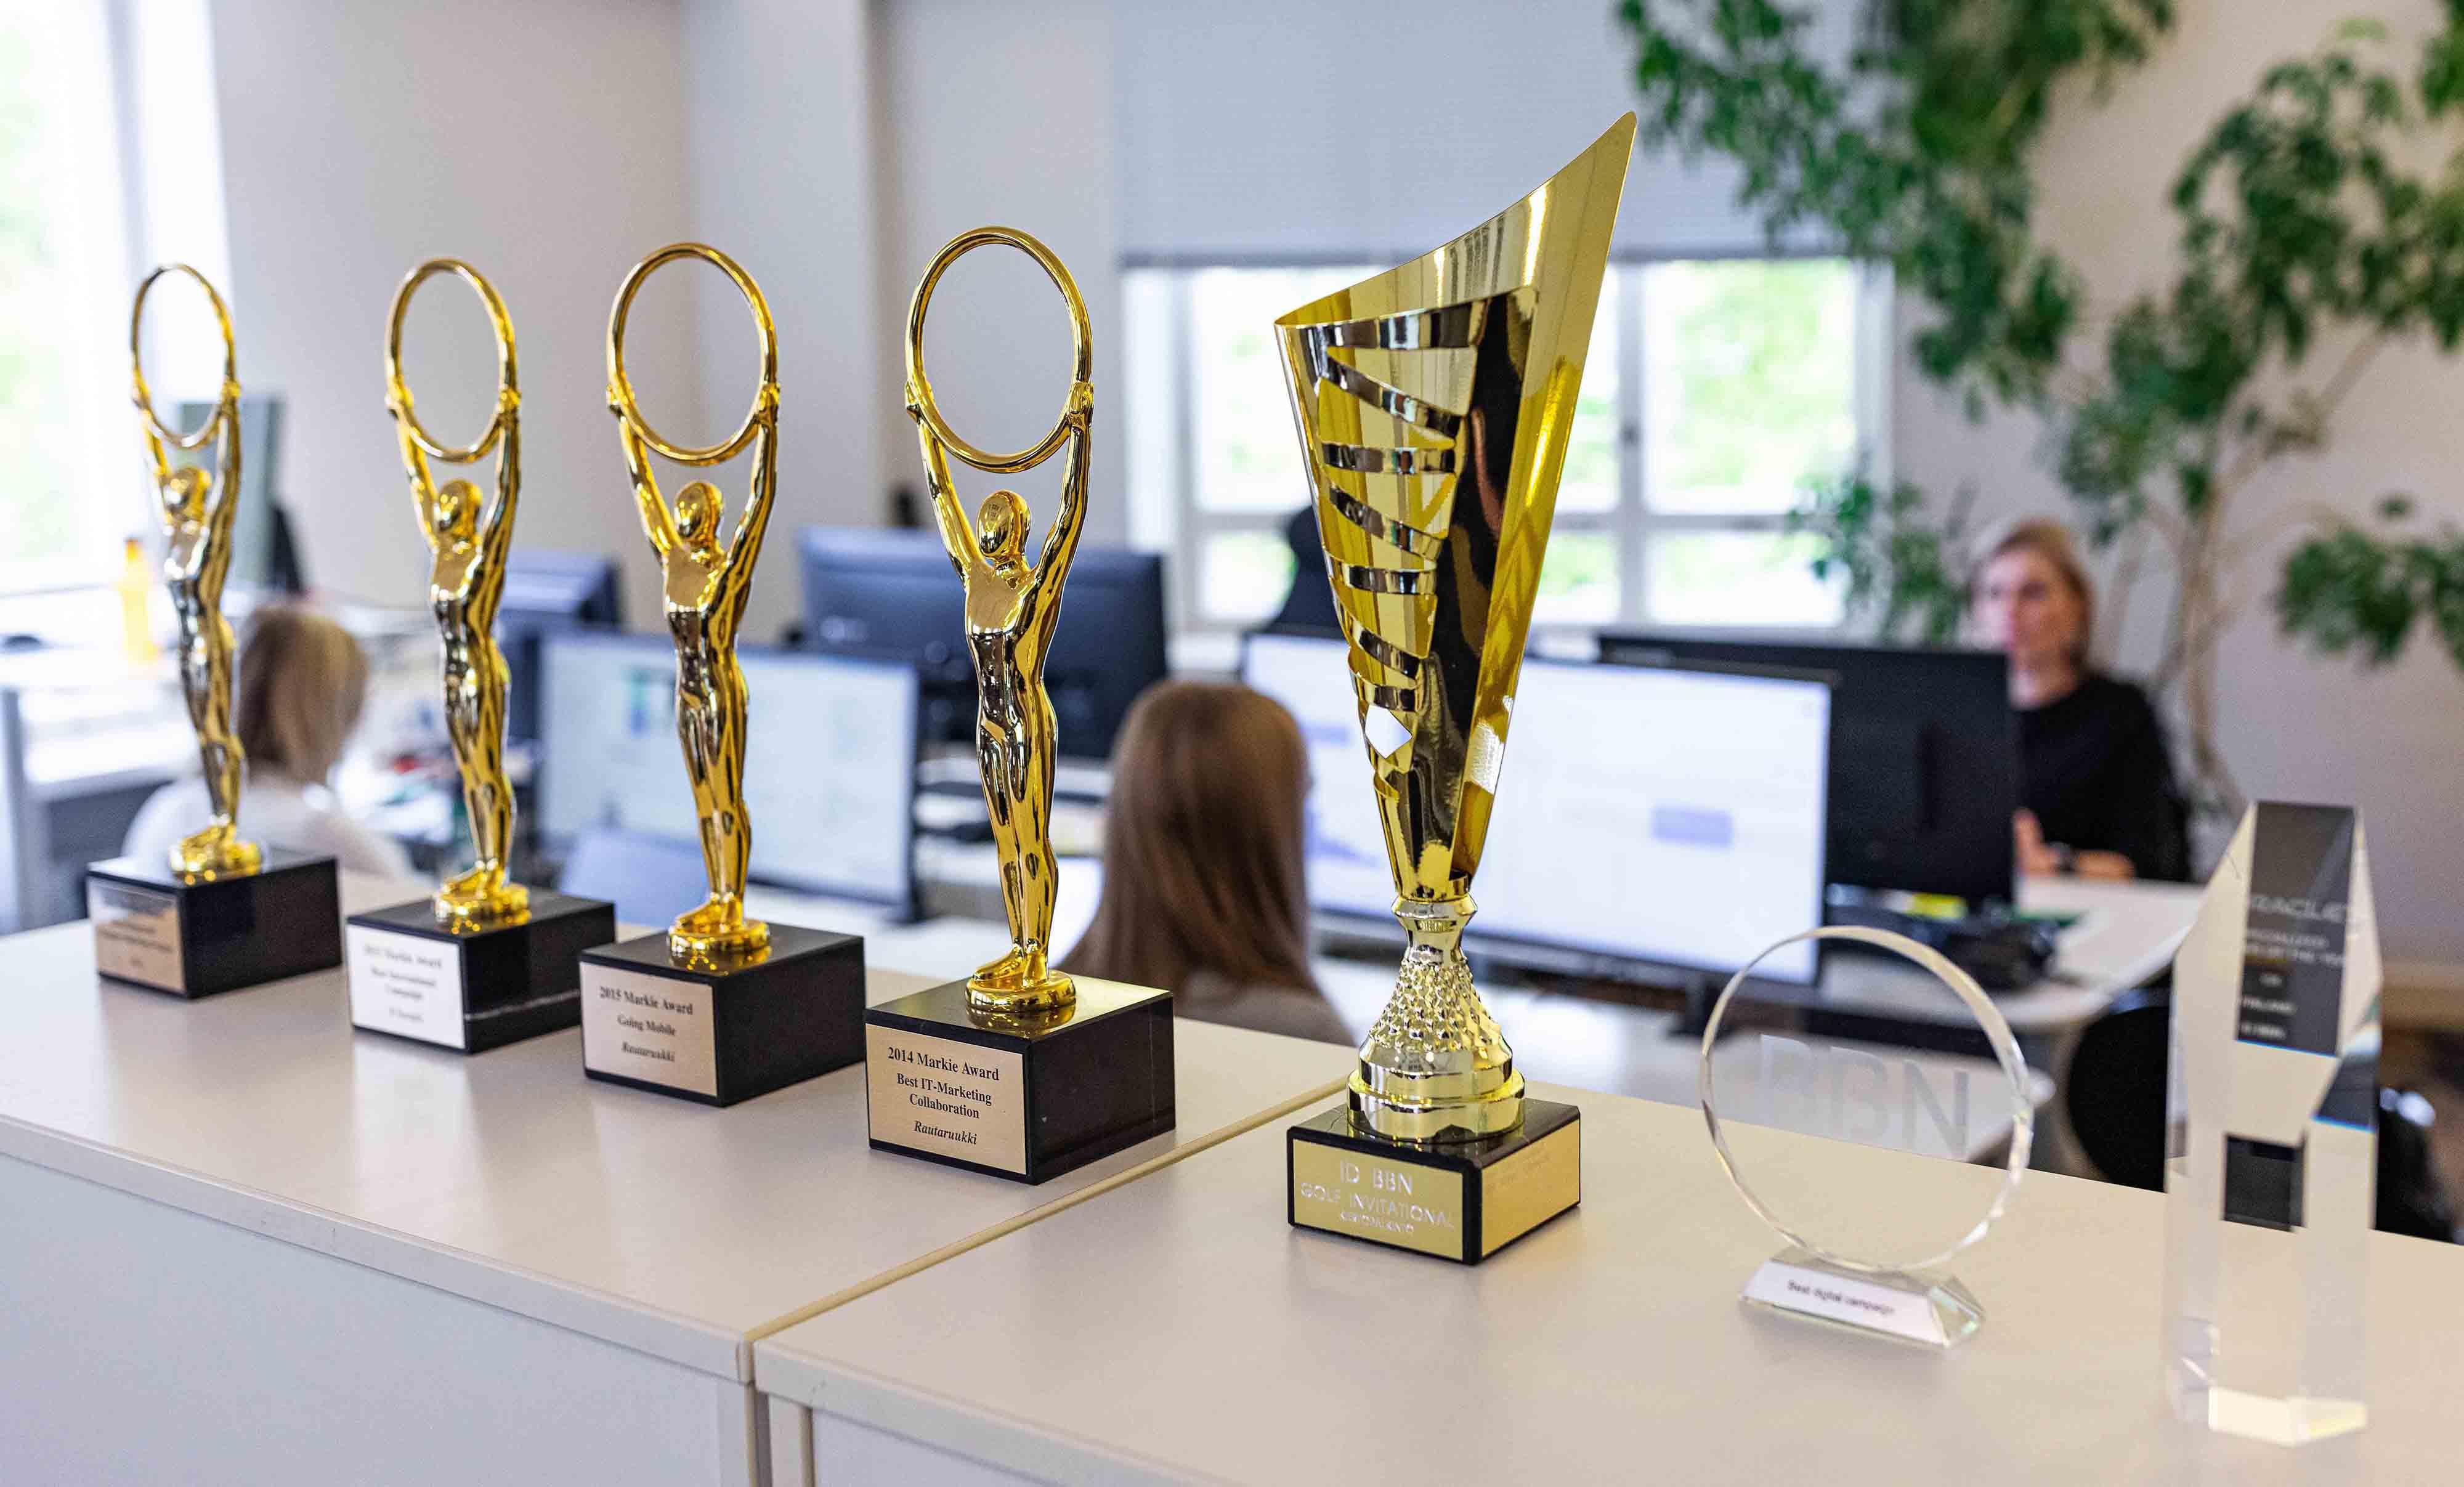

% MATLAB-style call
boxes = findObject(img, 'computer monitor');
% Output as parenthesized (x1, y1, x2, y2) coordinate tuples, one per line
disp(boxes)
(1241, 632, 1832, 984)
(1597, 633, 2016, 907)
(796, 525, 1167, 761)
(535, 632, 920, 907)
(498, 551, 625, 745)
(175, 395, 302, 593)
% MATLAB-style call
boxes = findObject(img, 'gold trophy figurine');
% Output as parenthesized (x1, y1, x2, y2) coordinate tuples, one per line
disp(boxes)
(385, 259, 527, 926)
(863, 225, 1173, 1180)
(1279, 116, 1634, 1262)
(577, 241, 863, 1104)
(130, 264, 260, 878)
(607, 243, 778, 963)
(906, 227, 1092, 1017)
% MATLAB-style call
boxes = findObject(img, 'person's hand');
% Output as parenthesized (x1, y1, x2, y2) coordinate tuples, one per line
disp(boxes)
(2072, 849, 2137, 881)
(2013, 809, 2062, 876)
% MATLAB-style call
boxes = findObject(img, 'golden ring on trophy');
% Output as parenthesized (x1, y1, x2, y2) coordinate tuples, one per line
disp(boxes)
(607, 242, 777, 466)
(904, 225, 1090, 474)
(386, 259, 518, 463)
(129, 263, 237, 451)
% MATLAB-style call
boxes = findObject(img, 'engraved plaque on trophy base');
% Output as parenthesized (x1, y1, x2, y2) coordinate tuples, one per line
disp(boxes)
(1287, 1100, 1581, 1264)
(347, 892, 615, 1053)
(1741, 1247, 1984, 1348)
(864, 978, 1175, 1185)
(85, 849, 342, 999)
(578, 924, 865, 1107)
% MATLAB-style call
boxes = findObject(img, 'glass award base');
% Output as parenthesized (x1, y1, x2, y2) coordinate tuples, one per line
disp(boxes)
(864, 978, 1175, 1185)
(1287, 1100, 1581, 1263)
(85, 850, 342, 999)
(346, 893, 616, 1053)
(577, 924, 865, 1106)
(1740, 1247, 1983, 1349)
(2181, 1385, 2367, 1446)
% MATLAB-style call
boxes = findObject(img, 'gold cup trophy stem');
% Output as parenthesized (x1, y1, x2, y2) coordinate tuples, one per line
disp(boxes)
(129, 264, 262, 880)
(1277, 116, 1635, 1149)
(384, 258, 530, 928)
(606, 243, 779, 964)
(903, 226, 1094, 1018)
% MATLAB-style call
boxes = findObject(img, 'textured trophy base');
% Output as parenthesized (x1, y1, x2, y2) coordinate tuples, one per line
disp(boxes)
(1287, 1100, 1581, 1263)
(577, 925, 865, 1107)
(864, 977, 1175, 1184)
(346, 893, 616, 1053)
(1740, 1247, 1984, 1349)
(85, 851, 342, 999)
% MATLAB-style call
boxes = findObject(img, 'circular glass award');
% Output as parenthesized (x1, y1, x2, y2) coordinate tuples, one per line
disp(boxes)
(1697, 925, 2035, 1348)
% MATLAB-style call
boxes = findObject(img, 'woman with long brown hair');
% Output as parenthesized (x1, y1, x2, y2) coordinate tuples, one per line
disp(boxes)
(1061, 681, 1350, 1044)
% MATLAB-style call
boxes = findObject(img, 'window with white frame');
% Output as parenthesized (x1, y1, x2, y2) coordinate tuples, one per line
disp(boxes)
(1122, 257, 1887, 633)
(0, 2, 137, 596)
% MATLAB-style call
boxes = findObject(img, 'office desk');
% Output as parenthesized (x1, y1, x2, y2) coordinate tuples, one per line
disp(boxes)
(754, 1084, 2459, 1486)
(0, 874, 1348, 1486)
(1816, 877, 2204, 1037)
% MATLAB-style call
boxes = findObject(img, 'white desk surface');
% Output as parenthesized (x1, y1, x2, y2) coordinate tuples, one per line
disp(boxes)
(756, 1082, 2459, 1486)
(0, 874, 1349, 1381)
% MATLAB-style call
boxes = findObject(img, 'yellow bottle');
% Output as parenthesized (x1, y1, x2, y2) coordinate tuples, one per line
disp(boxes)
(117, 535, 160, 670)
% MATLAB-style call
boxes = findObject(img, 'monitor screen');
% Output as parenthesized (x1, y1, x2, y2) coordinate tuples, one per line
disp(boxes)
(1242, 632, 1831, 984)
(1597, 634, 2016, 906)
(797, 526, 1167, 761)
(537, 633, 919, 906)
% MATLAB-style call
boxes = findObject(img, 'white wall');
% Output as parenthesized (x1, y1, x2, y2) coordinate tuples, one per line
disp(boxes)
(682, 0, 881, 641)
(204, 0, 698, 628)
(1892, 0, 2464, 972)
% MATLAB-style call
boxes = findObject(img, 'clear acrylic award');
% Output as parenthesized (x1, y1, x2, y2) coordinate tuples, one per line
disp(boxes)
(2163, 803, 2377, 1445)
(1699, 926, 2036, 1348)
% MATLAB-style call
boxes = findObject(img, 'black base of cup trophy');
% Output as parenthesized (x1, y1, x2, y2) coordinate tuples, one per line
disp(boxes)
(1287, 1100, 1583, 1264)
(864, 978, 1175, 1185)
(577, 925, 865, 1107)
(345, 892, 617, 1053)
(84, 849, 342, 999)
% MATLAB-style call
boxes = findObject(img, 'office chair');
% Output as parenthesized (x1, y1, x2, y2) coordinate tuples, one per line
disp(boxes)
(2066, 986, 2458, 1240)
(556, 826, 710, 935)
(1262, 506, 1340, 635)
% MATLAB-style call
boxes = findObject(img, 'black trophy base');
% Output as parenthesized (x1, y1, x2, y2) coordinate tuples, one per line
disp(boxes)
(864, 976, 1175, 1185)
(1287, 1099, 1582, 1264)
(577, 924, 865, 1107)
(84, 850, 342, 999)
(346, 892, 617, 1053)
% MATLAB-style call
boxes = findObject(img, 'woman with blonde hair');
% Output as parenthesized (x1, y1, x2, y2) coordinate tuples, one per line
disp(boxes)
(1971, 519, 2186, 881)
(124, 606, 411, 878)
(1061, 680, 1350, 1044)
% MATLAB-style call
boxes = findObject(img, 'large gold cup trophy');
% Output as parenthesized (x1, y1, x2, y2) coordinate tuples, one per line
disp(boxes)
(86, 266, 344, 1000)
(342, 258, 617, 1054)
(862, 227, 1175, 1185)
(1283, 116, 1634, 1262)
(575, 243, 865, 1106)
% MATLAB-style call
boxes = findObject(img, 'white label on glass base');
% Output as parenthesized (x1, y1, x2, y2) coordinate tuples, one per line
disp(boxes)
(865, 1024, 1027, 1174)
(88, 879, 184, 992)
(1743, 1258, 1948, 1347)
(346, 925, 468, 1049)
(582, 965, 718, 1097)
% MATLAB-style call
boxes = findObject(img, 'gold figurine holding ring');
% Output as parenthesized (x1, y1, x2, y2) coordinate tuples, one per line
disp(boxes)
(906, 227, 1093, 1016)
(385, 259, 530, 927)
(608, 243, 779, 963)
(131, 264, 261, 878)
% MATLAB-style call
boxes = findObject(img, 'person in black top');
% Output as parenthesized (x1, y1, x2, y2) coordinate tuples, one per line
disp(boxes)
(1972, 521, 2188, 881)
